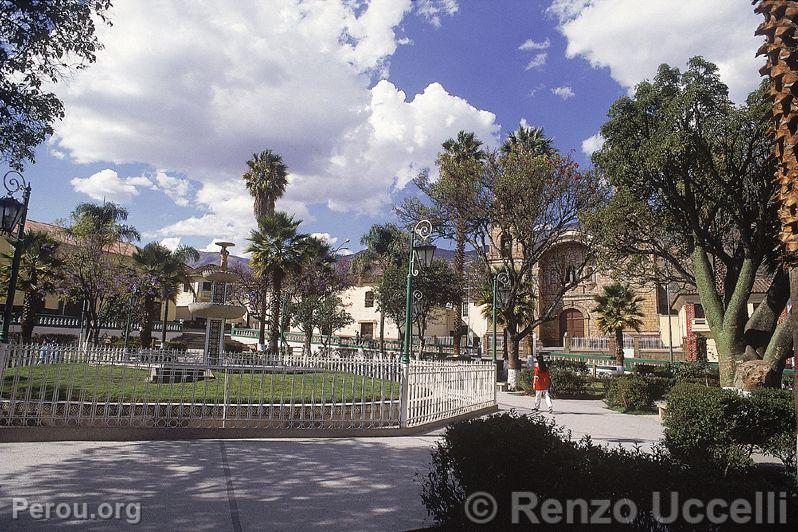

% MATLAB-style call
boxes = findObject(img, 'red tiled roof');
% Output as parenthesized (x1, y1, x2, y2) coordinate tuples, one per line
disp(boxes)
(24, 219, 137, 257)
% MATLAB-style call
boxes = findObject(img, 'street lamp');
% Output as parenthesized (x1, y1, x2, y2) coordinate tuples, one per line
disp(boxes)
(491, 270, 510, 363)
(0, 171, 31, 344)
(402, 220, 435, 363)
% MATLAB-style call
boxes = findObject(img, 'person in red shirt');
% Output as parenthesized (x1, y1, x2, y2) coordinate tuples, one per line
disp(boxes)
(532, 356, 553, 413)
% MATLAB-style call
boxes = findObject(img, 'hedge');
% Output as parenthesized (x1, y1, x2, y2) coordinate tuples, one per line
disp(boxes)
(664, 382, 796, 477)
(419, 412, 795, 529)
(604, 374, 669, 413)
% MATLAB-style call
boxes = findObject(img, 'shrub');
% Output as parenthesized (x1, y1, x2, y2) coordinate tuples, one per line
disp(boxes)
(548, 359, 588, 373)
(419, 412, 793, 529)
(519, 368, 534, 392)
(633, 363, 674, 378)
(165, 340, 187, 351)
(604, 374, 667, 412)
(664, 382, 796, 477)
(550, 368, 587, 398)
(672, 359, 719, 385)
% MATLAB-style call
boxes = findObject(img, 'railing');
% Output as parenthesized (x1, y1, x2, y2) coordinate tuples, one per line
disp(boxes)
(233, 328, 465, 356)
(0, 315, 183, 332)
(0, 344, 495, 432)
(404, 360, 495, 427)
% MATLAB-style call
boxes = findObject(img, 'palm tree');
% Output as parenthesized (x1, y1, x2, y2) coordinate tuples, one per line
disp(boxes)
(350, 223, 406, 353)
(439, 130, 485, 356)
(500, 124, 555, 157)
(247, 212, 310, 354)
(593, 282, 644, 368)
(242, 150, 289, 219)
(0, 231, 62, 343)
(133, 243, 199, 348)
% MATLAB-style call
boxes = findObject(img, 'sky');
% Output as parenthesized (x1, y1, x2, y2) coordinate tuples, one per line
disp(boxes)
(14, 0, 763, 255)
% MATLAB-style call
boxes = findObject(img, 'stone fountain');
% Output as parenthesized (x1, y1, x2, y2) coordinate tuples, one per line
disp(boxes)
(188, 242, 246, 364)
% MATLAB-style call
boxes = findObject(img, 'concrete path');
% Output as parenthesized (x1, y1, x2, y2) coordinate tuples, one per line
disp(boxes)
(0, 393, 665, 531)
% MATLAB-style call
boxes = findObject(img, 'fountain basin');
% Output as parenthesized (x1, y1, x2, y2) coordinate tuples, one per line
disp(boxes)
(188, 302, 246, 319)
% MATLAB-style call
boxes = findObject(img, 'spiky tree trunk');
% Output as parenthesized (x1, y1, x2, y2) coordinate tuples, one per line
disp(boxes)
(614, 328, 625, 368)
(161, 299, 169, 347)
(20, 289, 43, 344)
(258, 299, 267, 351)
(269, 271, 283, 355)
(139, 294, 155, 349)
(755, 0, 798, 483)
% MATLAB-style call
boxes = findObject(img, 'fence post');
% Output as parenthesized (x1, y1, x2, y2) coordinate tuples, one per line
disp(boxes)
(563, 332, 570, 353)
(399, 362, 410, 428)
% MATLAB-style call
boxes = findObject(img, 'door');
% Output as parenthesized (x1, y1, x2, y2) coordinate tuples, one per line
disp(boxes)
(559, 308, 584, 343)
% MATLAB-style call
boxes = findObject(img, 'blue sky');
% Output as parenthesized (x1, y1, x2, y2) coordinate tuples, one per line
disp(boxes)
(14, 0, 762, 255)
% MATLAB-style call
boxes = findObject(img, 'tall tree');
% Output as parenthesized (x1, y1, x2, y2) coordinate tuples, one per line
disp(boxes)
(350, 223, 406, 352)
(399, 131, 485, 357)
(242, 150, 289, 219)
(376, 258, 461, 358)
(133, 243, 199, 347)
(588, 57, 784, 386)
(289, 237, 351, 355)
(500, 124, 556, 157)
(1, 0, 112, 169)
(247, 212, 310, 354)
(59, 202, 139, 345)
(593, 283, 644, 369)
(0, 230, 63, 343)
(458, 150, 604, 389)
(228, 263, 271, 348)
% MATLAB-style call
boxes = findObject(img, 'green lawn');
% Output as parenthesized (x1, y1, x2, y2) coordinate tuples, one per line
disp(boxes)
(1, 363, 400, 404)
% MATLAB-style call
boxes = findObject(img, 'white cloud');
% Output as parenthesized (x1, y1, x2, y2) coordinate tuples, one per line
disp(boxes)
(311, 232, 338, 246)
(548, 0, 761, 103)
(52, 0, 497, 242)
(70, 169, 154, 203)
(525, 53, 548, 70)
(415, 0, 459, 28)
(581, 133, 605, 157)
(551, 86, 575, 100)
(151, 170, 190, 207)
(519, 38, 550, 51)
(160, 237, 181, 251)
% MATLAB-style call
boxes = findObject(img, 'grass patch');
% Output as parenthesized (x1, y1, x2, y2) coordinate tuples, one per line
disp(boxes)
(1, 363, 400, 404)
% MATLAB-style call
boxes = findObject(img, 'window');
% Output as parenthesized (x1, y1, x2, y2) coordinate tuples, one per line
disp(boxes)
(202, 281, 212, 291)
(499, 233, 512, 255)
(694, 303, 705, 318)
(364, 290, 375, 308)
(360, 322, 374, 339)
(461, 301, 469, 317)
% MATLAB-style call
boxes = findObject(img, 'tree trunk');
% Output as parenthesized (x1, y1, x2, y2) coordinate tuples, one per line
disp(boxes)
(790, 268, 798, 486)
(507, 335, 521, 390)
(257, 299, 267, 351)
(20, 289, 42, 344)
(379, 310, 385, 354)
(139, 295, 154, 349)
(452, 217, 465, 357)
(269, 272, 282, 354)
(614, 327, 625, 369)
(161, 299, 169, 347)
(304, 330, 312, 356)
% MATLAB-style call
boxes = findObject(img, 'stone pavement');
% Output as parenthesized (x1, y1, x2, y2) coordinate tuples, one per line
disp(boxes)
(0, 393, 665, 531)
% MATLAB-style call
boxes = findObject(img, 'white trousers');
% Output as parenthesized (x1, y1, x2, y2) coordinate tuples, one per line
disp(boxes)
(533, 390, 552, 409)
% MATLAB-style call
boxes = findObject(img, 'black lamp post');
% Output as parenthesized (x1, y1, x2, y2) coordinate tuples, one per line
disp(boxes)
(0, 171, 31, 344)
(402, 220, 436, 364)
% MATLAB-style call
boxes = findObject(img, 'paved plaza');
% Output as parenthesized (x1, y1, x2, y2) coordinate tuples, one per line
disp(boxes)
(0, 393, 664, 531)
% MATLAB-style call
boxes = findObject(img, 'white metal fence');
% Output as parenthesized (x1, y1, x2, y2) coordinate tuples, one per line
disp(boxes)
(0, 344, 495, 433)
(404, 360, 496, 428)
